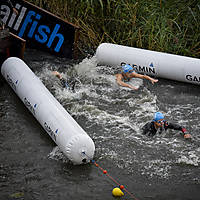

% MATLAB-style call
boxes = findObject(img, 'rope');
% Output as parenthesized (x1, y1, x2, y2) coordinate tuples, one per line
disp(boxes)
(82, 152, 139, 200)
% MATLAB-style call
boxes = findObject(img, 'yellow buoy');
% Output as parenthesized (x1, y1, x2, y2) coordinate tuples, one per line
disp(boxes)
(112, 187, 124, 197)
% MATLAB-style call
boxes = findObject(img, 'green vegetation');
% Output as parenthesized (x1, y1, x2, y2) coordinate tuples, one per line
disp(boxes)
(27, 0, 200, 58)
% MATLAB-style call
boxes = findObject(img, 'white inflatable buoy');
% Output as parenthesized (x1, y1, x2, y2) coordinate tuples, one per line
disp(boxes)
(1, 57, 95, 165)
(96, 43, 200, 85)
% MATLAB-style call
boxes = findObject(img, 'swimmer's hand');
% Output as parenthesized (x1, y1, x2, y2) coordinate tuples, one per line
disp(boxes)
(52, 71, 62, 79)
(151, 79, 158, 85)
(181, 128, 192, 139)
(129, 85, 138, 90)
(184, 133, 192, 139)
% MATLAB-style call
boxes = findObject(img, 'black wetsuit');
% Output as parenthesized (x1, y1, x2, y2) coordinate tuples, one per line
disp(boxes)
(142, 121, 184, 136)
(60, 77, 78, 91)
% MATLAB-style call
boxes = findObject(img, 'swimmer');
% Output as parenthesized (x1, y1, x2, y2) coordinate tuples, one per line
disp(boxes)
(142, 112, 191, 139)
(115, 64, 158, 90)
(52, 71, 78, 91)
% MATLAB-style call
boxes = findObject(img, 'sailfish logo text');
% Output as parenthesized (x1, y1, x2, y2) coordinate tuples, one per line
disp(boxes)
(1, 3, 64, 52)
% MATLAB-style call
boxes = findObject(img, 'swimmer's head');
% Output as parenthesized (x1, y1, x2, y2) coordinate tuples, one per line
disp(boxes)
(122, 64, 134, 73)
(154, 112, 164, 122)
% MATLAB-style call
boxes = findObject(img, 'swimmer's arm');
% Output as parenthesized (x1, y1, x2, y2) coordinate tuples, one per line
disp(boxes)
(52, 71, 62, 79)
(165, 122, 191, 139)
(133, 73, 158, 84)
(115, 74, 138, 90)
(142, 122, 155, 136)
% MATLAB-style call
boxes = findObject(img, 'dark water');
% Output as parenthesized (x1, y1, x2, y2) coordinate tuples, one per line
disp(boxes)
(0, 49, 200, 200)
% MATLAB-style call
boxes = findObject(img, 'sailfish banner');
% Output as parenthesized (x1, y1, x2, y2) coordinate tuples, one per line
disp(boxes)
(0, 0, 79, 58)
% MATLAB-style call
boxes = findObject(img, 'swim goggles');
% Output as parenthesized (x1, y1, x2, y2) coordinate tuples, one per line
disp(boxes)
(156, 120, 165, 124)
(128, 70, 134, 73)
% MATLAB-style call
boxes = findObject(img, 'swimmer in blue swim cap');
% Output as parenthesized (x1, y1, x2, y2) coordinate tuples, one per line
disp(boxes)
(142, 112, 191, 139)
(115, 64, 158, 90)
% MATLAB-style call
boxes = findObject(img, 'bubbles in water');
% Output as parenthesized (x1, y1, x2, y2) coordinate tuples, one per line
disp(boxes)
(35, 55, 199, 180)
(141, 159, 172, 178)
(48, 146, 70, 163)
(177, 150, 200, 167)
(74, 56, 98, 79)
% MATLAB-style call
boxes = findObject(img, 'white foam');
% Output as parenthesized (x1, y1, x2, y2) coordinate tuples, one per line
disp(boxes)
(177, 151, 199, 166)
(47, 146, 69, 163)
(36, 56, 200, 176)
(141, 159, 172, 178)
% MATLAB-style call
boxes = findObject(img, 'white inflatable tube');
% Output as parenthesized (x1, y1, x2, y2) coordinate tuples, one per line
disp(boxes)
(96, 43, 200, 85)
(1, 57, 95, 165)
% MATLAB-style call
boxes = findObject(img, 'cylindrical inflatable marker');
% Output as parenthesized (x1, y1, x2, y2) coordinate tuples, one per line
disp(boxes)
(96, 43, 200, 85)
(1, 57, 95, 165)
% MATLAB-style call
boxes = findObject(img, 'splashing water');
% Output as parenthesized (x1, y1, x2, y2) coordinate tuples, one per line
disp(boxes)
(34, 55, 200, 181)
(1, 50, 200, 200)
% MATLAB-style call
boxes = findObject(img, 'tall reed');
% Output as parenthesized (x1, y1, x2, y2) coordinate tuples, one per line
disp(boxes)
(26, 0, 200, 58)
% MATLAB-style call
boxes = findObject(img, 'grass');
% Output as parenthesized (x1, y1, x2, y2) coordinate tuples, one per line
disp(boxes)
(26, 0, 200, 58)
